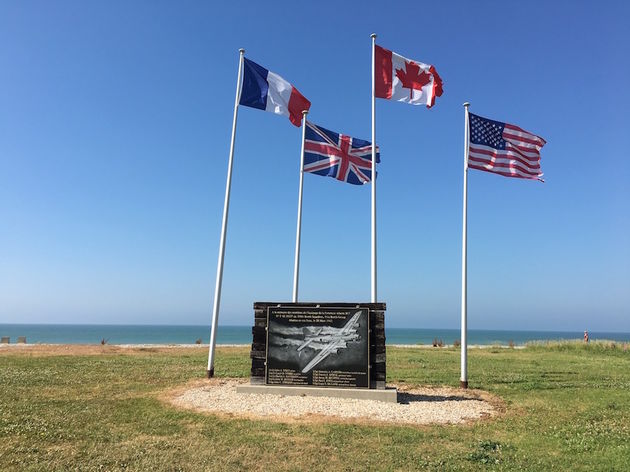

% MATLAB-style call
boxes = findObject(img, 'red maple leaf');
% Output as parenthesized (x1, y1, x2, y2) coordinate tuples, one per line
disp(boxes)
(395, 61, 432, 99)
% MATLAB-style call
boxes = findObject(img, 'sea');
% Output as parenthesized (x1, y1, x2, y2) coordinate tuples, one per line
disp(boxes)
(1, 324, 629, 346)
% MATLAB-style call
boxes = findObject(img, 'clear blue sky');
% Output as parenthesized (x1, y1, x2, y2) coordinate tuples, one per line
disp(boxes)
(1, 1, 628, 331)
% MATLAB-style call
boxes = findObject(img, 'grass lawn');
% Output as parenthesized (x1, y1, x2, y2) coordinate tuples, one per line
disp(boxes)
(1, 342, 629, 471)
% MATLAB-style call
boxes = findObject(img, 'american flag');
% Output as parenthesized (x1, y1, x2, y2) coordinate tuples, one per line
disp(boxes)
(303, 121, 379, 185)
(468, 113, 546, 182)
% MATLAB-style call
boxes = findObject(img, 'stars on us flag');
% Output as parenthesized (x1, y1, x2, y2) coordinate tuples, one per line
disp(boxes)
(470, 114, 506, 150)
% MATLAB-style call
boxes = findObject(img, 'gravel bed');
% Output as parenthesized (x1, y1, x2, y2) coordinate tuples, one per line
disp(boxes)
(171, 379, 497, 425)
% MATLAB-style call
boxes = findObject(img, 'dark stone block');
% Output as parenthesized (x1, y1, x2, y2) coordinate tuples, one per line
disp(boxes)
(374, 371, 386, 381)
(371, 344, 386, 355)
(252, 326, 266, 336)
(372, 312, 385, 323)
(248, 302, 387, 390)
(251, 342, 266, 352)
(373, 363, 386, 373)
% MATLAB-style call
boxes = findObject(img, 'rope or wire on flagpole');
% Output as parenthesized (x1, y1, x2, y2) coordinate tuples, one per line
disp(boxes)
(292, 110, 309, 302)
(207, 48, 245, 378)
(460, 102, 470, 389)
(371, 33, 377, 303)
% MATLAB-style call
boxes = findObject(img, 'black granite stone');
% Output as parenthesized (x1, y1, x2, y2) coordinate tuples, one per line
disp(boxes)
(265, 306, 370, 388)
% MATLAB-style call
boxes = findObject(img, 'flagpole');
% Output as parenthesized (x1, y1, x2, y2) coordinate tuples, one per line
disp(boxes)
(460, 102, 470, 389)
(370, 32, 377, 303)
(292, 110, 309, 302)
(207, 48, 245, 378)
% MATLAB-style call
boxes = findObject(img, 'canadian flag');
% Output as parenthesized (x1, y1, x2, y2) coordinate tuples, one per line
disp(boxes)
(374, 45, 443, 108)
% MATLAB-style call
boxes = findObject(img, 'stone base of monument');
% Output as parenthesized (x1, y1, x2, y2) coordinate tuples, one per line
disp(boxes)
(236, 384, 398, 403)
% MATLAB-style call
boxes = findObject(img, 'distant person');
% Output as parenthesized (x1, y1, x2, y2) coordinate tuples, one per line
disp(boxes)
(584, 331, 589, 343)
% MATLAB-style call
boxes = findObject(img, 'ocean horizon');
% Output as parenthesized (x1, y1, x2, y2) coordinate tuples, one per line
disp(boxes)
(1, 323, 629, 346)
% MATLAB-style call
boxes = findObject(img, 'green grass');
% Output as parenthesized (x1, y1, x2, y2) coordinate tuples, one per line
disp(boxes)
(1, 343, 629, 471)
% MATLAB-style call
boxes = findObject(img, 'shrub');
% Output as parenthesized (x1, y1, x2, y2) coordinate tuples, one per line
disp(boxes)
(431, 338, 444, 347)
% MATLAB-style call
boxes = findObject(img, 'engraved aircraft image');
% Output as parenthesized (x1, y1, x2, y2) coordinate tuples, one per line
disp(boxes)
(298, 310, 363, 373)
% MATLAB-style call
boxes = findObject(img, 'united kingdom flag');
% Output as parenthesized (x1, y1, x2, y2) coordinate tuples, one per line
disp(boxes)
(303, 121, 380, 185)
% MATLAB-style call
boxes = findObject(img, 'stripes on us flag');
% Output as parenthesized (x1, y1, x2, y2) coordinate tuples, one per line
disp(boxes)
(303, 121, 379, 185)
(468, 113, 546, 182)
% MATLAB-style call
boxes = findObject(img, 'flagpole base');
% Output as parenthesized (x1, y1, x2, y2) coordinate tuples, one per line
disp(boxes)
(460, 380, 468, 389)
(207, 368, 214, 379)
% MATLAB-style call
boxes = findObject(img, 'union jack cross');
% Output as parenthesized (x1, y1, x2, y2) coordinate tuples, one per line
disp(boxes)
(303, 121, 380, 185)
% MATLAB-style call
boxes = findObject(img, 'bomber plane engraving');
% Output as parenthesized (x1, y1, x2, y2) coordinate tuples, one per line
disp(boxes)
(299, 310, 362, 373)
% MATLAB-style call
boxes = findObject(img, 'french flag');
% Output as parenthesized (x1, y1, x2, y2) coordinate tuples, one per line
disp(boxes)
(239, 58, 311, 127)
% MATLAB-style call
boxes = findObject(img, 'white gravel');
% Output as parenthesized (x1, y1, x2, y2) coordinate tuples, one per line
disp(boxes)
(171, 379, 498, 425)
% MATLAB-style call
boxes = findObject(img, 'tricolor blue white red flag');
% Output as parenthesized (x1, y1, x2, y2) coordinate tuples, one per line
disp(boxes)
(239, 58, 311, 127)
(303, 121, 380, 185)
(468, 113, 546, 182)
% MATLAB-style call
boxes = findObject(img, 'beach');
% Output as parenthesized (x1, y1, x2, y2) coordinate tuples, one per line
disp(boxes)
(2, 324, 627, 346)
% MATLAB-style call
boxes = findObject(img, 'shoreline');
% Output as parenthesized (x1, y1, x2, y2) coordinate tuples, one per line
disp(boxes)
(1, 342, 528, 349)
(3, 326, 627, 348)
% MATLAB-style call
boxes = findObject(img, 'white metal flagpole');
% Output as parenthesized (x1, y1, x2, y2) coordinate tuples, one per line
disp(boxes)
(207, 48, 245, 377)
(370, 33, 377, 303)
(292, 110, 309, 302)
(460, 102, 470, 389)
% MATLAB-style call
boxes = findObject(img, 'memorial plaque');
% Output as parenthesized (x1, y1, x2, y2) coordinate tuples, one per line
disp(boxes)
(266, 306, 370, 388)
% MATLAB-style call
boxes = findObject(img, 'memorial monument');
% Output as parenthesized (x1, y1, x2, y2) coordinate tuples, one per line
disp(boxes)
(237, 302, 396, 402)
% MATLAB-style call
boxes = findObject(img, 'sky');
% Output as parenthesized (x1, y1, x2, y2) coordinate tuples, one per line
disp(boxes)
(1, 1, 629, 331)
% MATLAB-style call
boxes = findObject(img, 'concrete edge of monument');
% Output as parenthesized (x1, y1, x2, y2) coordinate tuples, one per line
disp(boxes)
(247, 302, 396, 401)
(236, 384, 398, 403)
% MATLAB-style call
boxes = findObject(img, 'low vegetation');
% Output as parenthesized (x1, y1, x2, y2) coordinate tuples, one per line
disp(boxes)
(1, 342, 629, 471)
